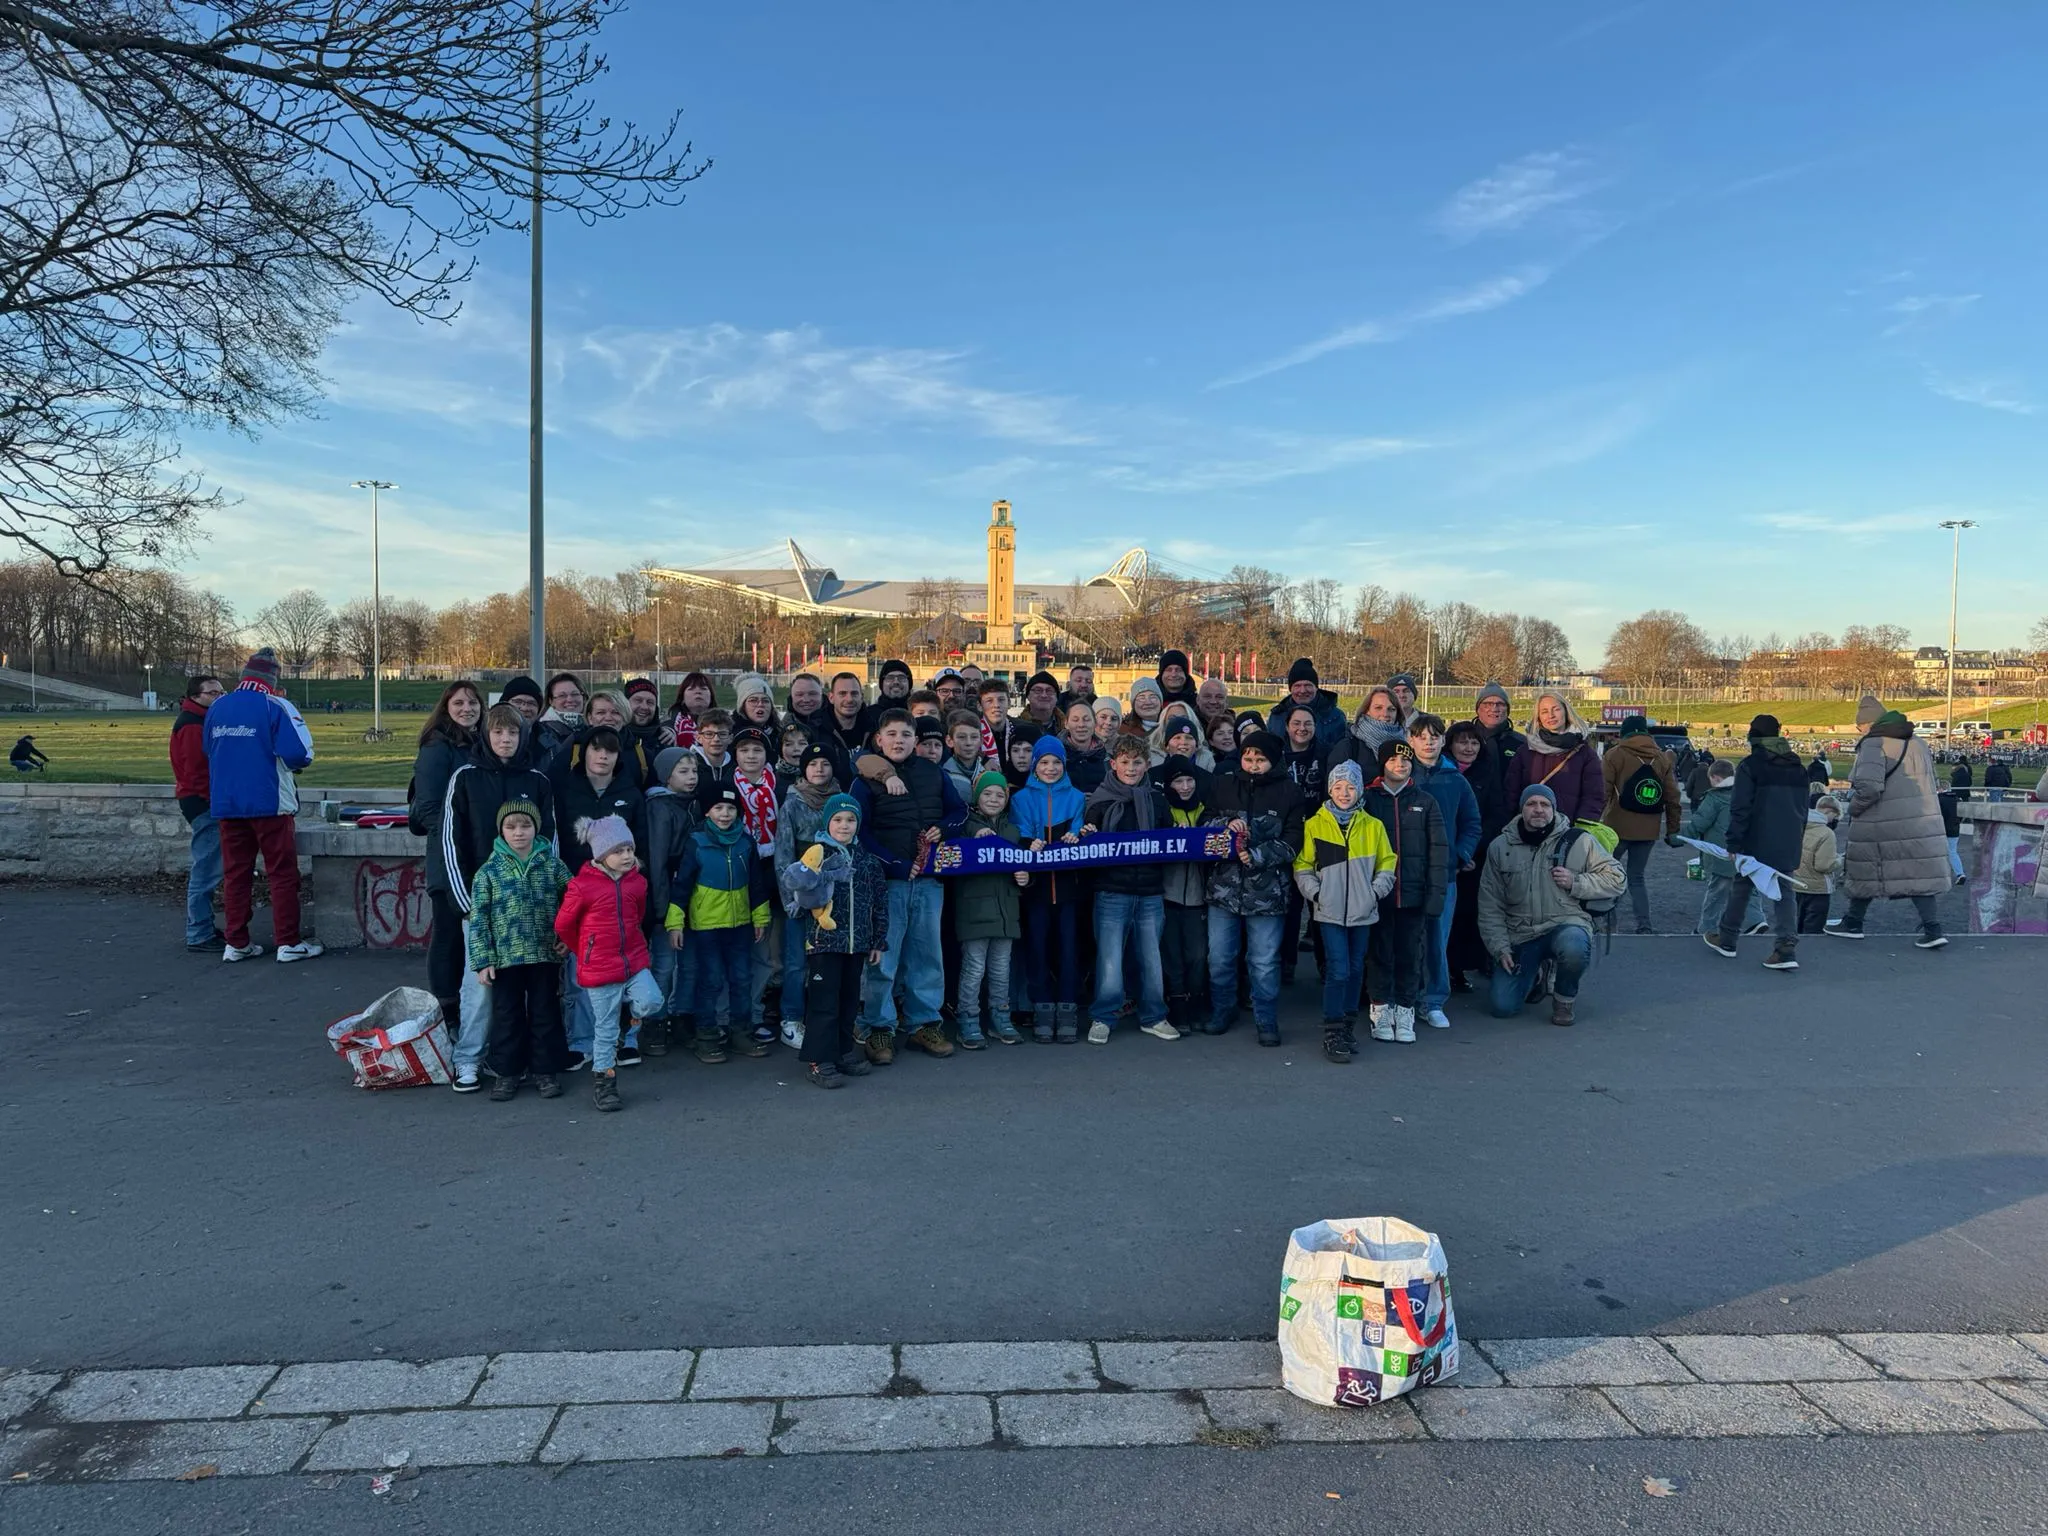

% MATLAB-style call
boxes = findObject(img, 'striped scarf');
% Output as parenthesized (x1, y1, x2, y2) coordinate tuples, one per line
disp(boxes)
(735, 768, 778, 854)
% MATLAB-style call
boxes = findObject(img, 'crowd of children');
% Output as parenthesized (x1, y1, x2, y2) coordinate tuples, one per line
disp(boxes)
(413, 655, 1661, 1109)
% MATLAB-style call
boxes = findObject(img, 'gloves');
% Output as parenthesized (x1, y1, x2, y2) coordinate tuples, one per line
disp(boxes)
(1664, 834, 1683, 849)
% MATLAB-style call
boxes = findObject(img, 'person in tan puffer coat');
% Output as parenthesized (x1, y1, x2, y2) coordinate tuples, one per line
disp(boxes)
(1831, 709, 1949, 947)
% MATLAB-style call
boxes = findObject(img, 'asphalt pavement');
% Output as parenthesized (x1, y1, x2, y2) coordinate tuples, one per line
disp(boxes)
(4, 886, 2042, 1373)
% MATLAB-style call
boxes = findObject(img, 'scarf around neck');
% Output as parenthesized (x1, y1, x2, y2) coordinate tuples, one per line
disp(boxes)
(735, 768, 778, 847)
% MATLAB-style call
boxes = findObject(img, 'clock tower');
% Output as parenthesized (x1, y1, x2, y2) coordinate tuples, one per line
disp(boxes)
(985, 499, 1016, 640)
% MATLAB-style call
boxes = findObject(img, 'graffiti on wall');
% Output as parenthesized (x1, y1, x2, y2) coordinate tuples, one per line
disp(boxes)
(356, 859, 433, 950)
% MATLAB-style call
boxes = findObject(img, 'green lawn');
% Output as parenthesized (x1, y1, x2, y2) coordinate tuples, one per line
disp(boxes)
(10, 712, 421, 787)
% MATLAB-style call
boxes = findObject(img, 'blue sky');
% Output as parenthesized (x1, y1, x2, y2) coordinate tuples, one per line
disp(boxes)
(186, 0, 2048, 662)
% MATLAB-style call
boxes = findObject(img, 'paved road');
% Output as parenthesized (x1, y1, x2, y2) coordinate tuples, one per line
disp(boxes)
(4, 1436, 2045, 1536)
(5, 888, 2043, 1373)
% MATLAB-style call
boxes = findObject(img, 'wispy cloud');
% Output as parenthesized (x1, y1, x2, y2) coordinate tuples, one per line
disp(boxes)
(1093, 432, 1430, 494)
(1752, 507, 1984, 541)
(1881, 292, 1980, 336)
(1209, 266, 1553, 388)
(1436, 150, 1600, 242)
(1924, 371, 2035, 416)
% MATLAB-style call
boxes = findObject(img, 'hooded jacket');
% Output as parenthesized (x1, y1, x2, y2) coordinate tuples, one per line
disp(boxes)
(550, 758, 645, 873)
(783, 833, 889, 954)
(1012, 738, 1089, 905)
(1267, 687, 1349, 755)
(1202, 757, 1306, 917)
(554, 860, 651, 986)
(170, 695, 212, 822)
(1360, 777, 1448, 916)
(1293, 802, 1398, 927)
(1412, 755, 1482, 867)
(1159, 766, 1211, 907)
(1843, 715, 1949, 899)
(1600, 733, 1684, 842)
(1725, 736, 1812, 875)
(438, 728, 558, 911)
(954, 804, 1026, 939)
(1084, 768, 1169, 898)
(466, 837, 571, 971)
(1504, 696, 1604, 825)
(1477, 815, 1628, 954)
(1791, 811, 1838, 895)
(204, 680, 314, 820)
(1678, 782, 1735, 879)
(641, 785, 701, 936)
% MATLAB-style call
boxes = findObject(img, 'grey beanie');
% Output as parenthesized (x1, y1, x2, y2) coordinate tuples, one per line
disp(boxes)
(652, 746, 689, 784)
(1477, 681, 1511, 707)
(586, 815, 635, 862)
(1519, 783, 1558, 809)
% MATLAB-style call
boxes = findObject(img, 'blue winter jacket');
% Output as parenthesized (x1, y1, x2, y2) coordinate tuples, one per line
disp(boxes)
(1414, 757, 1482, 867)
(204, 682, 314, 819)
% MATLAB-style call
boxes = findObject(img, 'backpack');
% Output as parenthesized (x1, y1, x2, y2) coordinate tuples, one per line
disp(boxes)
(1620, 758, 1666, 816)
(1551, 827, 1617, 953)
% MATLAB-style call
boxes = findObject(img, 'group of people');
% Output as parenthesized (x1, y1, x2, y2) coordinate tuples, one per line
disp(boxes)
(169, 648, 1969, 1109)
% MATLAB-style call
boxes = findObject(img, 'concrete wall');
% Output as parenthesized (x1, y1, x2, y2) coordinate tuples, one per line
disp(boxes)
(0, 783, 405, 881)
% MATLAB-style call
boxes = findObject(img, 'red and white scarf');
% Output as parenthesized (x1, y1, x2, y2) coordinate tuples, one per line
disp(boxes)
(980, 717, 998, 766)
(670, 710, 698, 749)
(735, 767, 778, 854)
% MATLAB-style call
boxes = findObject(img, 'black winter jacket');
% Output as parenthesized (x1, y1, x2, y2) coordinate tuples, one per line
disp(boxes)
(1469, 723, 1527, 839)
(550, 763, 645, 873)
(1725, 741, 1812, 876)
(437, 731, 559, 911)
(1361, 779, 1448, 916)
(1083, 773, 1168, 897)
(641, 786, 701, 933)
(1202, 761, 1305, 917)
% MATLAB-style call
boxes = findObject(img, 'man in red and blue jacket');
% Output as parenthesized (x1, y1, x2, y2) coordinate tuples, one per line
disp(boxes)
(203, 648, 319, 962)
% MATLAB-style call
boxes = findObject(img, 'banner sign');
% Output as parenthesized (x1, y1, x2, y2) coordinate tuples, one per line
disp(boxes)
(930, 826, 1235, 876)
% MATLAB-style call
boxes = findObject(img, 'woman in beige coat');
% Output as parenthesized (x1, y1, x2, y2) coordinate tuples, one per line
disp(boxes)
(1830, 710, 1949, 947)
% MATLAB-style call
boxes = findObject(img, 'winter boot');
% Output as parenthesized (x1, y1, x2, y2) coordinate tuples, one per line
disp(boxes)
(1549, 994, 1576, 1027)
(1054, 1002, 1080, 1044)
(1032, 1004, 1056, 1044)
(692, 1026, 729, 1065)
(1321, 1027, 1352, 1064)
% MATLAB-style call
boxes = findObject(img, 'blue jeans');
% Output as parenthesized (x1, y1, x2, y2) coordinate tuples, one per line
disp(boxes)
(563, 955, 593, 1056)
(695, 926, 753, 1032)
(1318, 922, 1372, 1022)
(1208, 909, 1284, 1032)
(779, 909, 808, 1023)
(649, 928, 699, 1019)
(582, 968, 664, 1072)
(1420, 882, 1455, 1015)
(185, 813, 222, 946)
(454, 923, 490, 1075)
(862, 878, 945, 1034)
(1090, 892, 1166, 1029)
(1947, 837, 1964, 880)
(1487, 926, 1593, 1018)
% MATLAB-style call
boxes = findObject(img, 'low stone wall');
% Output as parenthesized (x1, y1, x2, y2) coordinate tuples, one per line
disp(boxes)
(0, 783, 405, 881)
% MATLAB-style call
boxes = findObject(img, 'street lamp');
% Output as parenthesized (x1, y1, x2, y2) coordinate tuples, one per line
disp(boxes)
(1939, 519, 1977, 745)
(352, 479, 397, 739)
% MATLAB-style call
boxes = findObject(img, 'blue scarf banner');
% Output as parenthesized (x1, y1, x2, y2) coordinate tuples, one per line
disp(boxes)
(930, 826, 1235, 875)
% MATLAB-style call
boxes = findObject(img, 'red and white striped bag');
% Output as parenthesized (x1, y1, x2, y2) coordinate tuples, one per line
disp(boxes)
(327, 986, 454, 1089)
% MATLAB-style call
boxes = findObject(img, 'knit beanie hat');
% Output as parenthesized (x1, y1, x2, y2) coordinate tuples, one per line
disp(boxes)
(623, 677, 657, 700)
(240, 647, 281, 688)
(732, 673, 772, 706)
(1476, 681, 1511, 707)
(1235, 709, 1267, 736)
(1159, 649, 1190, 675)
(1239, 728, 1285, 764)
(1520, 782, 1558, 809)
(1328, 759, 1365, 798)
(879, 658, 913, 685)
(820, 792, 861, 828)
(914, 715, 945, 741)
(1032, 735, 1069, 767)
(1620, 715, 1650, 738)
(1748, 713, 1782, 739)
(1387, 672, 1418, 692)
(800, 742, 837, 778)
(652, 746, 689, 784)
(1377, 738, 1415, 769)
(496, 799, 540, 833)
(500, 674, 543, 709)
(1162, 716, 1199, 745)
(1026, 670, 1059, 695)
(1287, 656, 1318, 686)
(971, 769, 1009, 801)
(1160, 753, 1198, 783)
(586, 815, 634, 861)
(1856, 694, 1884, 727)
(1128, 677, 1164, 707)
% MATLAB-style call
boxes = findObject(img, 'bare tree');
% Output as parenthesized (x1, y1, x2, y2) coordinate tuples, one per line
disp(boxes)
(253, 587, 332, 676)
(1513, 616, 1575, 681)
(1453, 614, 1521, 686)
(1604, 609, 1711, 690)
(383, 598, 435, 672)
(1, 1, 707, 574)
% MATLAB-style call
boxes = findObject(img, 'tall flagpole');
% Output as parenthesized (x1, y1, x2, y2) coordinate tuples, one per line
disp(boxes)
(527, 0, 546, 678)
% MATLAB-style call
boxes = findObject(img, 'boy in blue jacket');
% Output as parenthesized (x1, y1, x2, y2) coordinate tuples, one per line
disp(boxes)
(1406, 713, 1480, 1031)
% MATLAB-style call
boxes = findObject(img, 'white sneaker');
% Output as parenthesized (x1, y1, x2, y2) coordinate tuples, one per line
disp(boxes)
(1369, 1004, 1394, 1043)
(451, 1067, 481, 1093)
(779, 1018, 804, 1050)
(1141, 1020, 1181, 1041)
(1426, 1009, 1451, 1030)
(276, 941, 324, 963)
(1086, 1022, 1111, 1045)
(222, 942, 263, 962)
(1393, 1007, 1417, 1044)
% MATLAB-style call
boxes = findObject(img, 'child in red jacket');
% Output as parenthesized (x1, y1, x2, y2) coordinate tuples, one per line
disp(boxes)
(552, 815, 662, 1112)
